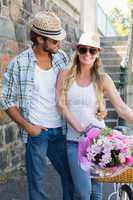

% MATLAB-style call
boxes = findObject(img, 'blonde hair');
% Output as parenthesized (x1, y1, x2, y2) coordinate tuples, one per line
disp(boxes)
(59, 52, 106, 112)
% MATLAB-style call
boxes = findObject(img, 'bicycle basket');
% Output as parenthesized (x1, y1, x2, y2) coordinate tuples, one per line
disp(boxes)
(96, 167, 133, 183)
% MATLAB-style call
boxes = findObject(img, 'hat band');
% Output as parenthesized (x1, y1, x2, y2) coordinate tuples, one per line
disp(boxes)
(32, 25, 62, 36)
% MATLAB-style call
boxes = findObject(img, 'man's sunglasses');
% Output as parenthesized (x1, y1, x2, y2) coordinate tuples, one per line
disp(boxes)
(47, 38, 59, 44)
(77, 46, 99, 55)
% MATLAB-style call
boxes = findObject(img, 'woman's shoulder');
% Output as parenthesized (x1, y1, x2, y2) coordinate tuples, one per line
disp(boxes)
(100, 73, 112, 82)
(100, 73, 115, 93)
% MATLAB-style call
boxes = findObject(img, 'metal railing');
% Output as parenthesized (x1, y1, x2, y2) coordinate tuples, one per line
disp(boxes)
(97, 3, 118, 36)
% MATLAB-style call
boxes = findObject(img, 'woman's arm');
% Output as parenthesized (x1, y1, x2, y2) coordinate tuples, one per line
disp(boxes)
(103, 73, 133, 124)
(56, 69, 85, 133)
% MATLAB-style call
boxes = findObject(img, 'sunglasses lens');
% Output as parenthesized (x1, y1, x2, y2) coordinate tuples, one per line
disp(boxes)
(78, 47, 88, 54)
(89, 48, 97, 55)
(78, 46, 98, 55)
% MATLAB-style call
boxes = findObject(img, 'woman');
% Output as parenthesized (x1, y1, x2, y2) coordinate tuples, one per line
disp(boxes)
(57, 32, 133, 200)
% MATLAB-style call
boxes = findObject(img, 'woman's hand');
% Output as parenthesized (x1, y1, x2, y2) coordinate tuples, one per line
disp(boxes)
(76, 126, 85, 134)
(96, 111, 107, 120)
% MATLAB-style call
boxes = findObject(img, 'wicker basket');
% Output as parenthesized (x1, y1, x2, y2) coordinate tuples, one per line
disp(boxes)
(96, 167, 133, 183)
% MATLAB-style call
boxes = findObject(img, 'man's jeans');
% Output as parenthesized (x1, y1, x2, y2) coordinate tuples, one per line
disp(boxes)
(26, 127, 74, 200)
(67, 141, 102, 200)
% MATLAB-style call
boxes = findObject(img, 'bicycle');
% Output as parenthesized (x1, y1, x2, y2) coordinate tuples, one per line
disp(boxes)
(96, 126, 133, 200)
(96, 167, 133, 200)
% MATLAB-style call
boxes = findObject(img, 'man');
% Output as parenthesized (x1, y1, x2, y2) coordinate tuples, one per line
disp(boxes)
(0, 11, 73, 200)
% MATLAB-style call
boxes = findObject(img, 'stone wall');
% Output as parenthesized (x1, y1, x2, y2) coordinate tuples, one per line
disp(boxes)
(0, 0, 80, 174)
(0, 122, 24, 174)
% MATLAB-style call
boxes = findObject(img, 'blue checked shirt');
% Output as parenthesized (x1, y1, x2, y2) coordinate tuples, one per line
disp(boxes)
(0, 48, 69, 143)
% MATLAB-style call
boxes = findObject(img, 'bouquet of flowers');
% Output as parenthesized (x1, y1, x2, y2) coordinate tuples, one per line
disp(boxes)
(78, 126, 133, 177)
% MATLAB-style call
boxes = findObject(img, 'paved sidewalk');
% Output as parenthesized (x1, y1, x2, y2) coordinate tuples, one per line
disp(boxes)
(0, 164, 62, 200)
(0, 165, 115, 200)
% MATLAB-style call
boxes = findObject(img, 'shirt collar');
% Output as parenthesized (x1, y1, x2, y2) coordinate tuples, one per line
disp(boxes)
(28, 47, 37, 63)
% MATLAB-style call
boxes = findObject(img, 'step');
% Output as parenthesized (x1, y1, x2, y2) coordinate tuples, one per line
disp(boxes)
(102, 59, 122, 65)
(101, 40, 128, 47)
(103, 66, 121, 73)
(100, 36, 128, 42)
(101, 55, 124, 60)
(107, 73, 120, 81)
(105, 119, 118, 128)
(101, 47, 128, 57)
(102, 44, 127, 49)
(107, 109, 119, 119)
(101, 52, 125, 59)
(101, 57, 123, 62)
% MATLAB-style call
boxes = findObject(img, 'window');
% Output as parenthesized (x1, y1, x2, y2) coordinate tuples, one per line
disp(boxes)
(2, 0, 8, 6)
(0, 1, 1, 13)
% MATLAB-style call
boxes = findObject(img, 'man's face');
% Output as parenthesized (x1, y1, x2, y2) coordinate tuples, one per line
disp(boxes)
(42, 37, 61, 54)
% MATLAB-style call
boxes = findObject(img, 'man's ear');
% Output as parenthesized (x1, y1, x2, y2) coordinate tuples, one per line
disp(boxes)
(36, 36, 44, 44)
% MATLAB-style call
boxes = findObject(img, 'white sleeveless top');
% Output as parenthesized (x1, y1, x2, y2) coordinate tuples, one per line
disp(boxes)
(29, 64, 61, 128)
(67, 81, 105, 141)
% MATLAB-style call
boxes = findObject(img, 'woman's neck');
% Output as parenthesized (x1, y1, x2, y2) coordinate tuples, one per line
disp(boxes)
(80, 64, 92, 78)
(76, 67, 92, 85)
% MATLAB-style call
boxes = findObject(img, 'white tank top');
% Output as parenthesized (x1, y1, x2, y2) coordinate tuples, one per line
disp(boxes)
(67, 81, 105, 141)
(29, 64, 61, 128)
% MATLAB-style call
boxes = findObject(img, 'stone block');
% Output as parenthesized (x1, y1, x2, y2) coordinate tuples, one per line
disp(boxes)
(0, 110, 11, 125)
(9, 2, 21, 22)
(5, 124, 17, 144)
(1, 5, 9, 17)
(0, 17, 16, 40)
(0, 127, 4, 147)
(11, 156, 21, 167)
(0, 151, 8, 171)
(15, 24, 27, 42)
(23, 0, 32, 13)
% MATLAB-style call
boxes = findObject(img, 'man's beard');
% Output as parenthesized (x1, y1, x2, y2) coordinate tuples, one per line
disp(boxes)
(43, 44, 58, 54)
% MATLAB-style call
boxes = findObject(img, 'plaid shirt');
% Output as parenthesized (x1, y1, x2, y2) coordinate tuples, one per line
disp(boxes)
(0, 48, 69, 143)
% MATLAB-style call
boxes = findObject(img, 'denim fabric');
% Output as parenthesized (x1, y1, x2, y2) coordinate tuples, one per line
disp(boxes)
(26, 127, 74, 200)
(67, 141, 102, 200)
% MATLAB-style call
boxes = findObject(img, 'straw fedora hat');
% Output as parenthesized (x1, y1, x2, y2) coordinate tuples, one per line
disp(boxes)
(78, 32, 102, 50)
(31, 11, 66, 41)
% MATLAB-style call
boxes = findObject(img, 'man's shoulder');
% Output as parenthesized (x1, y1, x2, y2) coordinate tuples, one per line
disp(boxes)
(54, 49, 69, 65)
(16, 48, 33, 61)
(7, 48, 34, 71)
(57, 49, 68, 59)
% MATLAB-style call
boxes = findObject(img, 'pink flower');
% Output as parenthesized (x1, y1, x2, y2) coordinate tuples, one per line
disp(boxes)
(86, 127, 102, 142)
(78, 126, 133, 177)
(119, 154, 126, 164)
(126, 156, 133, 165)
(78, 127, 102, 170)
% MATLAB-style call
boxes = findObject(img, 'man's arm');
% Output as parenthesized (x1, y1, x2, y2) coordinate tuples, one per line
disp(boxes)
(6, 106, 48, 136)
(0, 59, 47, 136)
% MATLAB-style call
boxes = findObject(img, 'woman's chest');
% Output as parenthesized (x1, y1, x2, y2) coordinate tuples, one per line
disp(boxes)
(67, 83, 98, 107)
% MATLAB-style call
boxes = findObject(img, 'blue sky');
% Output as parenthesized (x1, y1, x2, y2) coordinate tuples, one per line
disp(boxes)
(98, 0, 128, 16)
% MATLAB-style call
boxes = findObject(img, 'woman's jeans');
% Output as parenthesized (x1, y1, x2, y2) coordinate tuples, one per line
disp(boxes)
(67, 141, 102, 200)
(26, 127, 74, 200)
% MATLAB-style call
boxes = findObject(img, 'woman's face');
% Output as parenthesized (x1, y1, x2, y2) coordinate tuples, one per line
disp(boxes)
(77, 45, 100, 67)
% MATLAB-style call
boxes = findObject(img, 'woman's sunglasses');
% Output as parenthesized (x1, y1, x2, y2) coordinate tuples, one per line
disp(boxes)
(77, 46, 99, 55)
